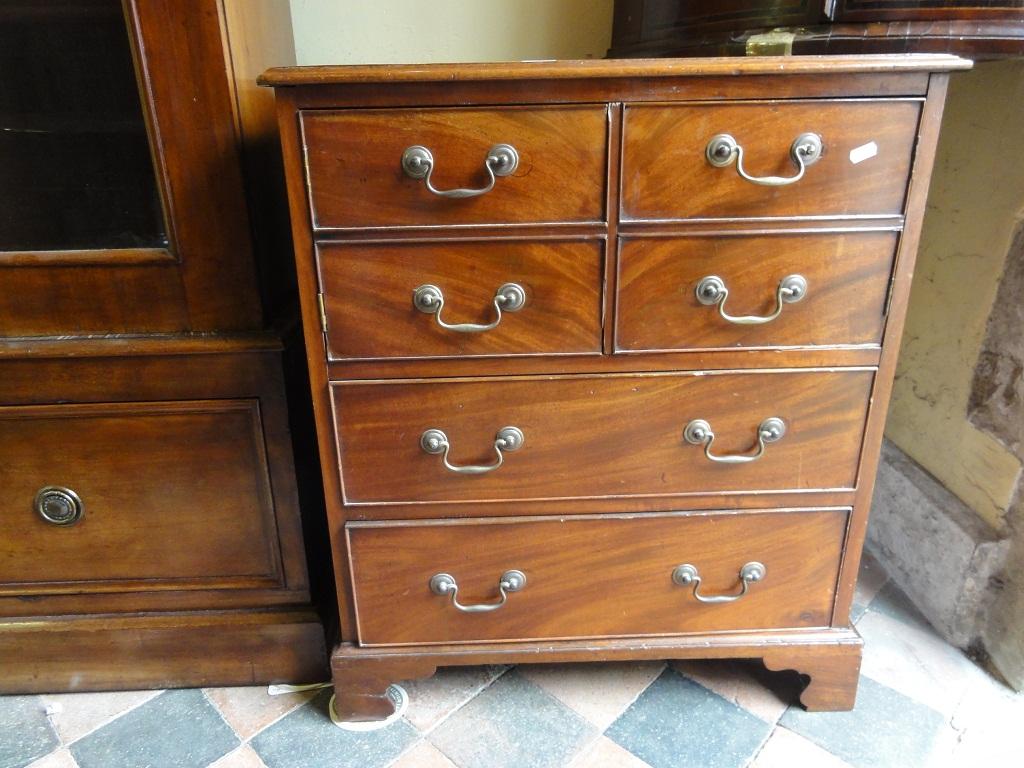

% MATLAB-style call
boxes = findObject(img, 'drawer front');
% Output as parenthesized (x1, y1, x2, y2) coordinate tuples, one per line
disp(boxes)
(332, 370, 872, 504)
(0, 401, 282, 595)
(348, 509, 848, 645)
(301, 106, 608, 229)
(621, 100, 920, 221)
(317, 239, 604, 360)
(616, 231, 899, 352)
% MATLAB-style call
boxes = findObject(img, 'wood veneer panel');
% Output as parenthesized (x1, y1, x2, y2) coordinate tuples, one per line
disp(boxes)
(0, 610, 327, 693)
(616, 231, 899, 351)
(621, 100, 922, 220)
(259, 55, 971, 86)
(331, 369, 873, 504)
(317, 238, 604, 361)
(0, 400, 282, 596)
(301, 106, 609, 230)
(347, 509, 848, 645)
(0, 263, 188, 336)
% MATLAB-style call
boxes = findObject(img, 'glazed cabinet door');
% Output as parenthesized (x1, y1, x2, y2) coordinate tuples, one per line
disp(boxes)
(0, 0, 261, 337)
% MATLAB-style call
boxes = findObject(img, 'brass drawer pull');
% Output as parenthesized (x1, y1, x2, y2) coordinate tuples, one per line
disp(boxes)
(429, 569, 526, 613)
(683, 417, 786, 464)
(401, 143, 519, 199)
(672, 562, 766, 604)
(420, 426, 524, 475)
(34, 486, 84, 526)
(695, 274, 807, 325)
(413, 282, 526, 333)
(705, 132, 822, 187)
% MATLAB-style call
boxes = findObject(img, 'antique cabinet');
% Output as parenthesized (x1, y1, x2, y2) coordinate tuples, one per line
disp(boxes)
(609, 0, 1024, 58)
(0, 0, 327, 691)
(263, 54, 969, 721)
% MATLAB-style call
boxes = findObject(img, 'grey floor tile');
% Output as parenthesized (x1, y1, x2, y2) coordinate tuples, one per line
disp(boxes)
(670, 660, 788, 725)
(854, 551, 889, 608)
(70, 690, 238, 768)
(40, 691, 160, 745)
(428, 669, 597, 768)
(867, 581, 933, 632)
(0, 696, 59, 768)
(519, 661, 665, 730)
(779, 675, 946, 768)
(850, 601, 869, 625)
(858, 607, 982, 716)
(250, 690, 418, 768)
(401, 665, 508, 733)
(605, 668, 772, 768)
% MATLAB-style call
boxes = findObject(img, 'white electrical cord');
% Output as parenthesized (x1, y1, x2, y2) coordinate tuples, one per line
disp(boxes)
(266, 682, 332, 695)
(267, 681, 409, 731)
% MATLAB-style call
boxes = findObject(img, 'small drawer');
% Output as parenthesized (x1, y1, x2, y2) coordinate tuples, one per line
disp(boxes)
(347, 509, 848, 645)
(301, 106, 609, 229)
(615, 231, 899, 352)
(620, 100, 920, 221)
(317, 239, 604, 361)
(331, 370, 872, 504)
(0, 401, 283, 596)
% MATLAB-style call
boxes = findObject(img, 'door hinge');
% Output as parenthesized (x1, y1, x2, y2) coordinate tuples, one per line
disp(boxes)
(316, 292, 328, 333)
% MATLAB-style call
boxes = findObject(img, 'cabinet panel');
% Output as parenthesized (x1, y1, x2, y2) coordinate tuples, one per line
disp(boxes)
(621, 100, 920, 221)
(317, 239, 605, 361)
(616, 231, 899, 352)
(332, 370, 874, 504)
(348, 509, 847, 645)
(301, 106, 609, 229)
(0, 400, 283, 595)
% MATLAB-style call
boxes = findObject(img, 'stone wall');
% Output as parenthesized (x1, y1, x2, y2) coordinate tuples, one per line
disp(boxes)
(875, 60, 1024, 689)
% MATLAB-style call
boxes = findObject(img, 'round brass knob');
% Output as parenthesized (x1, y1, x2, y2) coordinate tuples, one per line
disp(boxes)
(34, 486, 84, 526)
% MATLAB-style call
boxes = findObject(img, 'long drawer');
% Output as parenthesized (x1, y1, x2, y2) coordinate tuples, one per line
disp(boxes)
(317, 238, 604, 360)
(620, 100, 921, 221)
(347, 509, 849, 645)
(0, 400, 283, 595)
(615, 231, 899, 352)
(331, 370, 873, 504)
(301, 105, 609, 229)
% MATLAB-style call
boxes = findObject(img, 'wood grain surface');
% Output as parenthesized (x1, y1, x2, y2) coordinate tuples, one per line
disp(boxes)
(259, 54, 971, 86)
(301, 106, 609, 229)
(620, 100, 921, 220)
(347, 509, 848, 645)
(317, 238, 605, 360)
(615, 230, 899, 351)
(332, 369, 874, 503)
(0, 609, 327, 694)
(0, 400, 281, 595)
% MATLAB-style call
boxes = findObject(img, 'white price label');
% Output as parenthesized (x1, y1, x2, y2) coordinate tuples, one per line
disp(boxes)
(849, 141, 879, 165)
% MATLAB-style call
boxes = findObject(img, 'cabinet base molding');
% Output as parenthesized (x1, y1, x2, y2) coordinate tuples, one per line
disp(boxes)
(329, 629, 863, 721)
(0, 609, 328, 694)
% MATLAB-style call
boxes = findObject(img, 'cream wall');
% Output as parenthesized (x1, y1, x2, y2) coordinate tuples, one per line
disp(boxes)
(288, 0, 614, 65)
(885, 61, 1024, 530)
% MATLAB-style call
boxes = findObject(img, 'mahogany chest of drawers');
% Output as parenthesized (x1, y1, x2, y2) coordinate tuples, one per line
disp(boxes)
(262, 54, 969, 721)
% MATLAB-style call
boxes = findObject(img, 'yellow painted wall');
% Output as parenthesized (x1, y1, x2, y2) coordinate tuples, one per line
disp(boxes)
(886, 61, 1024, 529)
(288, 0, 614, 65)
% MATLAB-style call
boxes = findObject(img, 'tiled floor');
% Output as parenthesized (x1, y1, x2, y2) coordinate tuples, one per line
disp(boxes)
(2, 552, 1020, 768)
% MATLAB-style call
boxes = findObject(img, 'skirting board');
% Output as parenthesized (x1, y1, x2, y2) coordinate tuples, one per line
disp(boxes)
(0, 608, 329, 694)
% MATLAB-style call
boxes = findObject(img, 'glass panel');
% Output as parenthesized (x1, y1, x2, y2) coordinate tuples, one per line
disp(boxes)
(0, 0, 168, 252)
